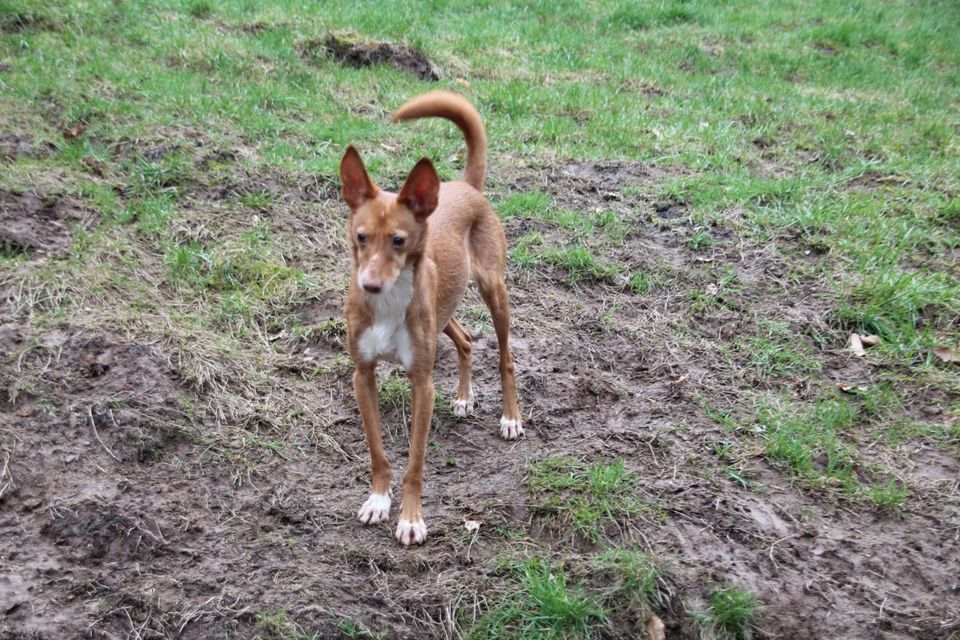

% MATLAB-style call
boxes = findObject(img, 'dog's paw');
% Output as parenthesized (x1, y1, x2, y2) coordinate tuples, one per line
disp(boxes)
(357, 493, 391, 525)
(452, 396, 475, 418)
(395, 518, 428, 546)
(500, 416, 524, 440)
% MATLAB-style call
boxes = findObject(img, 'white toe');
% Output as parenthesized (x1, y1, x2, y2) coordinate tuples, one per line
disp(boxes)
(357, 492, 391, 525)
(395, 518, 428, 545)
(500, 416, 524, 440)
(452, 396, 475, 418)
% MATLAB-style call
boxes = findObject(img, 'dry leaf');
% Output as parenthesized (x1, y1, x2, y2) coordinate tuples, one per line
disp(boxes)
(463, 519, 481, 533)
(847, 333, 866, 357)
(933, 346, 960, 363)
(860, 335, 880, 347)
(455, 77, 471, 88)
(837, 383, 868, 394)
(645, 614, 666, 640)
(63, 123, 86, 140)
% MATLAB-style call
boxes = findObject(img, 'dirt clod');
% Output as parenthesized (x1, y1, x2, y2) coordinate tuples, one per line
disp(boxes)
(303, 32, 440, 81)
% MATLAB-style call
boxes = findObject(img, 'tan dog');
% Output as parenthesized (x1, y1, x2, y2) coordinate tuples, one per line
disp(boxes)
(340, 91, 523, 546)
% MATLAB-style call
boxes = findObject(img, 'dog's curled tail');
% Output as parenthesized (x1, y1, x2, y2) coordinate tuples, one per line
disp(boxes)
(393, 91, 486, 192)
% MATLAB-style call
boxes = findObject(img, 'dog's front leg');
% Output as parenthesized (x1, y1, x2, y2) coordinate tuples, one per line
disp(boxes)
(354, 364, 392, 525)
(395, 370, 434, 545)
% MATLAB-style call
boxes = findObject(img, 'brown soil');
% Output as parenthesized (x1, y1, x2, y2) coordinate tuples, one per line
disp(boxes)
(1, 150, 958, 639)
(0, 189, 90, 258)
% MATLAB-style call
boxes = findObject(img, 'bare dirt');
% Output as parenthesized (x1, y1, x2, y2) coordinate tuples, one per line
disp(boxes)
(1, 149, 958, 640)
(301, 33, 440, 82)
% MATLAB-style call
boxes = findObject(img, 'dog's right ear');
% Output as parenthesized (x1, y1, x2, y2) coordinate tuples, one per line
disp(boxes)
(340, 146, 377, 210)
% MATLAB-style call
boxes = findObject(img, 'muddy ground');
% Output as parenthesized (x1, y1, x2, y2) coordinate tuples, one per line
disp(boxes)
(1, 150, 958, 640)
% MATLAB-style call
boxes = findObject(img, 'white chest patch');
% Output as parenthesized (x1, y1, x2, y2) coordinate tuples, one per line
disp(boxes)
(357, 267, 414, 370)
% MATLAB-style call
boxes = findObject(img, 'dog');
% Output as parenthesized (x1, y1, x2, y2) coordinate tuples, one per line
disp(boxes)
(339, 91, 523, 546)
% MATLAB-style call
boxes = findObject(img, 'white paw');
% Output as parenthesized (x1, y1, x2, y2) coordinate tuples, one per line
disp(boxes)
(452, 396, 475, 418)
(357, 493, 391, 525)
(500, 416, 524, 440)
(395, 518, 428, 546)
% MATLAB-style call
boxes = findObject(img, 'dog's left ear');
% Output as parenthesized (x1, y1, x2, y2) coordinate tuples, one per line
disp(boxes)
(397, 158, 440, 220)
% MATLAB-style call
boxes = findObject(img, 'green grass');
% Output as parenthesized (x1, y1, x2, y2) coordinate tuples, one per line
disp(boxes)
(739, 320, 822, 382)
(756, 394, 909, 507)
(592, 548, 670, 618)
(542, 245, 619, 285)
(834, 269, 959, 350)
(528, 458, 647, 542)
(700, 586, 761, 640)
(469, 558, 606, 640)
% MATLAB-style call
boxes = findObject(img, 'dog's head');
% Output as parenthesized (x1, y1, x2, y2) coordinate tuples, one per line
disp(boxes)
(340, 146, 439, 295)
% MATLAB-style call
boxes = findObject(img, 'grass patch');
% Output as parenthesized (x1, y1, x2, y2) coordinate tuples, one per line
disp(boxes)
(739, 320, 822, 382)
(756, 394, 907, 507)
(758, 395, 859, 491)
(699, 586, 761, 640)
(497, 192, 552, 219)
(592, 548, 670, 619)
(469, 558, 606, 640)
(528, 458, 647, 542)
(834, 269, 959, 349)
(543, 245, 619, 284)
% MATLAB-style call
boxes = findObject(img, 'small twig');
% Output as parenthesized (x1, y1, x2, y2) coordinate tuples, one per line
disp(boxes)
(465, 525, 481, 564)
(88, 406, 121, 462)
(768, 533, 799, 566)
(0, 453, 12, 500)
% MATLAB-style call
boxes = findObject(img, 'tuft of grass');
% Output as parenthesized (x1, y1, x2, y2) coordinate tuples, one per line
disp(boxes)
(376, 372, 410, 415)
(528, 458, 646, 541)
(256, 607, 316, 640)
(607, 2, 696, 31)
(759, 395, 859, 492)
(868, 479, 907, 512)
(498, 191, 552, 219)
(543, 245, 619, 284)
(508, 232, 543, 269)
(687, 230, 716, 251)
(739, 320, 822, 381)
(700, 586, 761, 640)
(469, 558, 607, 640)
(592, 548, 670, 618)
(185, 0, 213, 19)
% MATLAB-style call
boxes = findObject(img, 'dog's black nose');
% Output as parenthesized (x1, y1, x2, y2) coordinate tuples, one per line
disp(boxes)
(363, 282, 382, 294)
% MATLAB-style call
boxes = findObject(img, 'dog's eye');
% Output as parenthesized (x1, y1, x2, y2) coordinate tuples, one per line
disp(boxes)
(392, 236, 405, 248)
(356, 232, 367, 244)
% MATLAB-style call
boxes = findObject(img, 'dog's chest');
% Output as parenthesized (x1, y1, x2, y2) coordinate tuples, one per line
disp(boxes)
(357, 270, 414, 370)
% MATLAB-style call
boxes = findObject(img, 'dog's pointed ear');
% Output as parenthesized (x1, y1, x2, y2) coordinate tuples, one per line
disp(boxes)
(340, 146, 377, 210)
(397, 158, 440, 219)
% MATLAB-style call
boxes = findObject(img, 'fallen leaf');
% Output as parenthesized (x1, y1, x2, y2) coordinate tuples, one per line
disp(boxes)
(645, 614, 666, 640)
(455, 77, 471, 88)
(837, 383, 868, 394)
(464, 519, 481, 533)
(63, 123, 86, 140)
(933, 346, 960, 363)
(847, 333, 866, 357)
(860, 335, 880, 347)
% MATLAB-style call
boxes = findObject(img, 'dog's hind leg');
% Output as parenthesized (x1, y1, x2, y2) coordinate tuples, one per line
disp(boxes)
(471, 218, 523, 440)
(444, 318, 475, 417)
